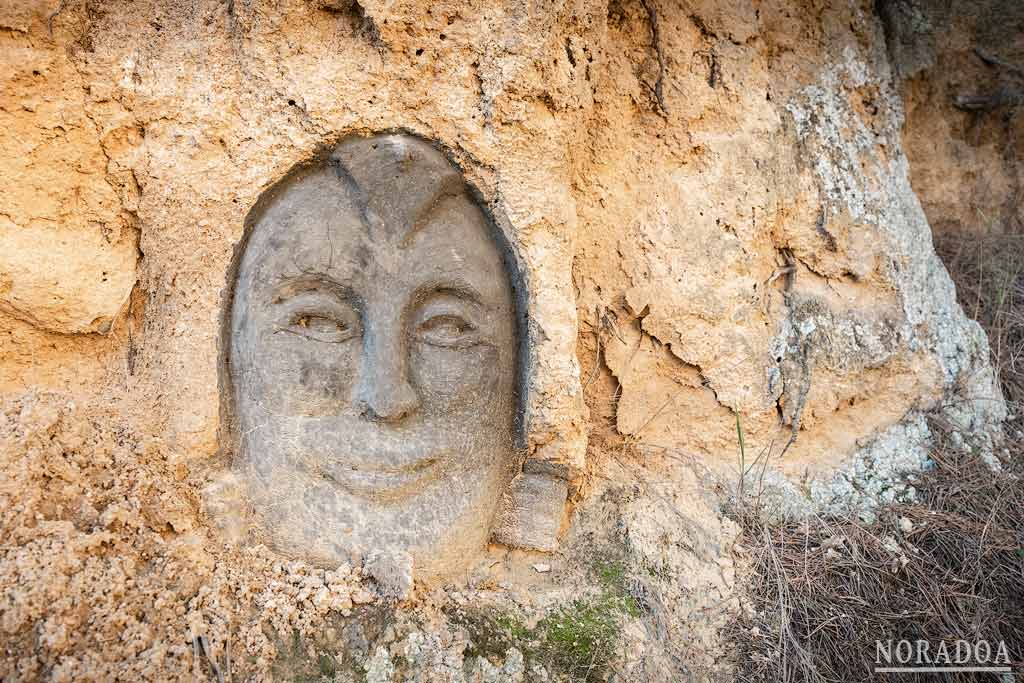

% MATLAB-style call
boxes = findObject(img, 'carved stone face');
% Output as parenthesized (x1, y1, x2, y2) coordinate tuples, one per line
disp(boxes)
(228, 134, 518, 577)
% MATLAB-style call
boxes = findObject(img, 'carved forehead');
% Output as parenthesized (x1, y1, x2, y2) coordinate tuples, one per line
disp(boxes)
(330, 133, 466, 237)
(237, 135, 510, 299)
(244, 190, 506, 283)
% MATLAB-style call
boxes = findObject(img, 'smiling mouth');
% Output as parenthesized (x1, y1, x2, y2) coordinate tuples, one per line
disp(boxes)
(317, 454, 445, 500)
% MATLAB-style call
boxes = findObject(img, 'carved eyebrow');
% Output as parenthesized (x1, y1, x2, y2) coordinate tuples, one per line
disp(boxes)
(269, 275, 359, 306)
(413, 279, 485, 307)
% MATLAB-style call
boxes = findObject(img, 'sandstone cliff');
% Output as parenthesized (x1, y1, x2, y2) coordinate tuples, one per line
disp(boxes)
(0, 0, 1011, 680)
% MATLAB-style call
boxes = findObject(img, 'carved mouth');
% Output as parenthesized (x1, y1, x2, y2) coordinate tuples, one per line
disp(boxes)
(318, 454, 445, 500)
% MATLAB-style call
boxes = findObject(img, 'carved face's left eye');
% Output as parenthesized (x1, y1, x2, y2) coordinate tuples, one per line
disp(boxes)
(274, 293, 362, 344)
(414, 314, 480, 348)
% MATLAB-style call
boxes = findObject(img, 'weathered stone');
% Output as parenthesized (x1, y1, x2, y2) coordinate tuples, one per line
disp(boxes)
(0, 224, 137, 334)
(0, 0, 139, 334)
(0, 0, 1011, 679)
(364, 550, 414, 600)
(228, 134, 521, 578)
(879, 0, 1024, 236)
(491, 472, 567, 552)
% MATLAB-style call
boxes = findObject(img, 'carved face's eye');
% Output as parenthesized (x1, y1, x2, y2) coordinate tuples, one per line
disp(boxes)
(274, 292, 362, 344)
(415, 314, 480, 348)
(413, 292, 485, 349)
(289, 312, 358, 343)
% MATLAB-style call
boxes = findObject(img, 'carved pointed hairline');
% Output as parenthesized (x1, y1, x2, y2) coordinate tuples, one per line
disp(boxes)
(327, 139, 470, 244)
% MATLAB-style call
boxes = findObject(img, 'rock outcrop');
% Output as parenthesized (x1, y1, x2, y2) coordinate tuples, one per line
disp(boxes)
(0, 0, 1006, 679)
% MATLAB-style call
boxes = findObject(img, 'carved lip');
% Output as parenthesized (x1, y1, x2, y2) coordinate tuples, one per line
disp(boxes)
(318, 454, 446, 500)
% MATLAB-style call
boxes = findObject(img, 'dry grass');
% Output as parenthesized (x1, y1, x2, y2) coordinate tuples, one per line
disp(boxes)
(728, 436, 1024, 682)
(726, 231, 1024, 681)
(935, 232, 1024, 413)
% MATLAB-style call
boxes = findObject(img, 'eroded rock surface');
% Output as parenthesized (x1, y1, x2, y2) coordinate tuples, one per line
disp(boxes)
(228, 134, 523, 577)
(0, 0, 1007, 679)
(880, 0, 1024, 235)
(0, 2, 139, 334)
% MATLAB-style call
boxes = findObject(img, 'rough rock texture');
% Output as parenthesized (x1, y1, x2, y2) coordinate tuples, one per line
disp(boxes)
(880, 0, 1024, 235)
(0, 393, 737, 681)
(0, 2, 139, 334)
(0, 0, 1007, 680)
(571, 0, 1004, 499)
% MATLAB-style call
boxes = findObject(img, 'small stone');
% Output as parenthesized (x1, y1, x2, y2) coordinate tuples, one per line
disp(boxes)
(899, 517, 913, 534)
(819, 535, 846, 550)
(531, 563, 551, 573)
(881, 536, 901, 554)
(311, 586, 329, 608)
(365, 550, 414, 600)
(329, 595, 353, 611)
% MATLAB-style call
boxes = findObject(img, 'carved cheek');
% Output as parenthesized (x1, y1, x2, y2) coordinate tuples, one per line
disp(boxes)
(297, 349, 358, 402)
(409, 343, 501, 414)
(248, 324, 359, 416)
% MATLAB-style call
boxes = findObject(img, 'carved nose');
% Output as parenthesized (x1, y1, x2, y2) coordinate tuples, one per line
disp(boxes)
(356, 375, 419, 422)
(354, 329, 420, 423)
